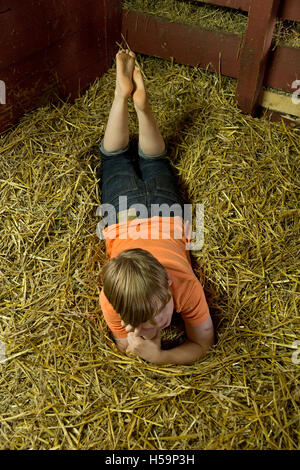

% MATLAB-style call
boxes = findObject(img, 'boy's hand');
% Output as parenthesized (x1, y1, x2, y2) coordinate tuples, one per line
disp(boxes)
(121, 320, 135, 333)
(126, 329, 162, 363)
(121, 320, 158, 340)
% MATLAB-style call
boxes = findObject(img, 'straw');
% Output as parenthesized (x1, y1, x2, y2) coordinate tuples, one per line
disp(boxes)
(0, 12, 299, 450)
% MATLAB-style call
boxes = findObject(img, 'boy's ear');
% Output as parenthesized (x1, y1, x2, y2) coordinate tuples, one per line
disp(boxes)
(167, 275, 173, 286)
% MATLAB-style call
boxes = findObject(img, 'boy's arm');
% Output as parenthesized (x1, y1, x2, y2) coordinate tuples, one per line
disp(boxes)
(113, 337, 128, 352)
(159, 316, 214, 365)
(125, 316, 214, 365)
(114, 329, 161, 354)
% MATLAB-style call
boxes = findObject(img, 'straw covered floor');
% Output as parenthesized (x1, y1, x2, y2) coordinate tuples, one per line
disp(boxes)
(0, 44, 299, 449)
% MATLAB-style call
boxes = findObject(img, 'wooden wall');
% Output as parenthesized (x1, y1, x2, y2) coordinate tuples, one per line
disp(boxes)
(0, 0, 299, 132)
(0, 0, 122, 133)
(121, 1, 300, 123)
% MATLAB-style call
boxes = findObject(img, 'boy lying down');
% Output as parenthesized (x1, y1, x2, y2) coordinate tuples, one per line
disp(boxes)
(98, 49, 214, 365)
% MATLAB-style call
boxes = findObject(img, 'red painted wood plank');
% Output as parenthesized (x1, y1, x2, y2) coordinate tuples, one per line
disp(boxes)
(0, 19, 107, 75)
(0, 0, 98, 43)
(264, 45, 300, 91)
(258, 108, 299, 128)
(0, 52, 114, 133)
(1, 38, 108, 101)
(0, 0, 105, 68)
(122, 10, 300, 93)
(122, 10, 241, 77)
(0, 0, 122, 133)
(57, 59, 113, 99)
(0, 7, 119, 89)
(0, 28, 108, 117)
(121, 10, 300, 114)
(194, 0, 250, 12)
(278, 0, 300, 21)
(235, 0, 280, 116)
(193, 0, 300, 20)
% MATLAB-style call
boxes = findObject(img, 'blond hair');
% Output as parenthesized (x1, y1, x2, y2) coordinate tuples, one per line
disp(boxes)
(101, 248, 171, 327)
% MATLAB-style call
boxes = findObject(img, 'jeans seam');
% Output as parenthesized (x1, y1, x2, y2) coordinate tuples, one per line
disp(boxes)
(138, 142, 168, 160)
(100, 139, 130, 157)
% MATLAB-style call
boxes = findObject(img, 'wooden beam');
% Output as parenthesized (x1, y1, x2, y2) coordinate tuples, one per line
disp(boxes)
(265, 45, 300, 92)
(122, 10, 300, 94)
(259, 90, 300, 120)
(122, 10, 300, 125)
(193, 0, 250, 12)
(235, 0, 280, 116)
(278, 0, 300, 21)
(193, 0, 300, 20)
(258, 108, 300, 127)
(122, 10, 240, 76)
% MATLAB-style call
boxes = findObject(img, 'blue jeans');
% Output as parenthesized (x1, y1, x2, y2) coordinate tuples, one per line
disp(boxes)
(99, 138, 185, 226)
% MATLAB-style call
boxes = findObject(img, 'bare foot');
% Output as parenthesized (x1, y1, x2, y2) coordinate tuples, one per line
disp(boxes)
(115, 49, 136, 99)
(132, 66, 149, 111)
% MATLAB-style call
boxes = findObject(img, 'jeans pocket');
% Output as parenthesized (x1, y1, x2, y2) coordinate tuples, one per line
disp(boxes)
(102, 174, 139, 203)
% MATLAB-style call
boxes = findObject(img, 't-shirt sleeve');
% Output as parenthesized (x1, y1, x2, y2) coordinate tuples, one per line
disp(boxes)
(180, 279, 210, 326)
(99, 289, 128, 338)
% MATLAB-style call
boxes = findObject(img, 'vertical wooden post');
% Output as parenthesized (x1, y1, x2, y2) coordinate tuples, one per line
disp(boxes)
(235, 0, 280, 116)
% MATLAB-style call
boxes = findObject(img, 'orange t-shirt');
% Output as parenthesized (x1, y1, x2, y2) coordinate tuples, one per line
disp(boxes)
(99, 216, 210, 338)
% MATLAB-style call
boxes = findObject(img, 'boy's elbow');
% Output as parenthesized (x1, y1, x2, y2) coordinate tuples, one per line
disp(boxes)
(203, 339, 215, 356)
(209, 330, 216, 348)
(203, 331, 216, 354)
(192, 332, 215, 361)
(187, 322, 215, 356)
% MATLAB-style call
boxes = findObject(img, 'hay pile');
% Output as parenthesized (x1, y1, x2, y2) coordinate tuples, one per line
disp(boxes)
(122, 0, 300, 48)
(0, 47, 299, 449)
